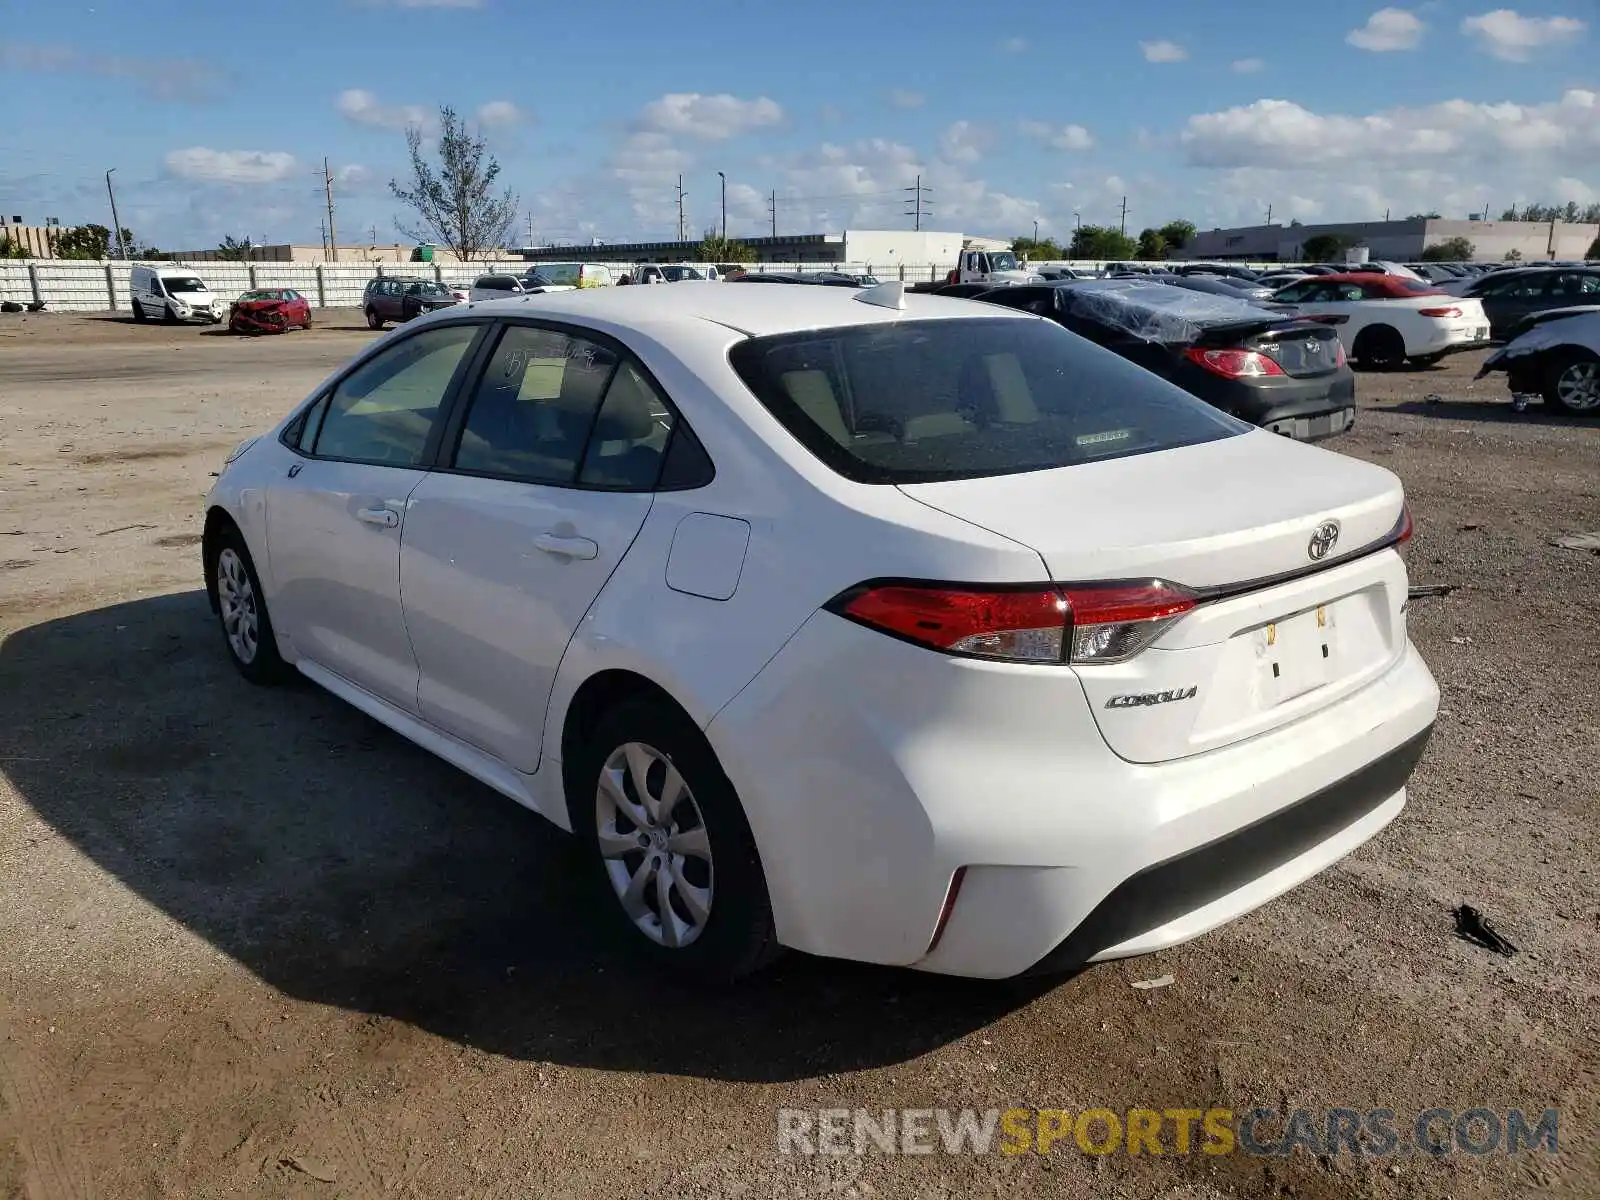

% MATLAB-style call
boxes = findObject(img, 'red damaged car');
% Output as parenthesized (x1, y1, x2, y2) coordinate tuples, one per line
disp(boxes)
(228, 288, 313, 334)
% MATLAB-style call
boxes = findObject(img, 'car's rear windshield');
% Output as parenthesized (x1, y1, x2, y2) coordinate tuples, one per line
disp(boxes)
(727, 317, 1247, 484)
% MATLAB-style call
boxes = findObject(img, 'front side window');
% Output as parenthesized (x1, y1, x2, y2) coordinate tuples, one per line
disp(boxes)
(727, 317, 1245, 484)
(451, 326, 620, 484)
(311, 324, 480, 466)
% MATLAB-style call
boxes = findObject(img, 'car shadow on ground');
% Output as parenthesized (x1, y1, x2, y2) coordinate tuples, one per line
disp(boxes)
(0, 593, 1056, 1082)
(1387, 399, 1594, 427)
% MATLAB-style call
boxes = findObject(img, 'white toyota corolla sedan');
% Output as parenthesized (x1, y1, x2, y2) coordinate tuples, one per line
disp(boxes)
(202, 281, 1439, 981)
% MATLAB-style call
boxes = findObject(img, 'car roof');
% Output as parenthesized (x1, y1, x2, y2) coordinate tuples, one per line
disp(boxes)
(457, 279, 1028, 337)
(1296, 272, 1443, 296)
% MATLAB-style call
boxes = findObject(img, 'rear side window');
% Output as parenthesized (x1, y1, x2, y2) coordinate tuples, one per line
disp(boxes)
(727, 317, 1246, 484)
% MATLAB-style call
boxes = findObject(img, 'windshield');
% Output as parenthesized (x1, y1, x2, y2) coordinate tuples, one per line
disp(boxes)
(238, 290, 284, 301)
(163, 277, 207, 293)
(662, 265, 706, 281)
(987, 252, 1019, 272)
(531, 263, 580, 285)
(727, 317, 1245, 484)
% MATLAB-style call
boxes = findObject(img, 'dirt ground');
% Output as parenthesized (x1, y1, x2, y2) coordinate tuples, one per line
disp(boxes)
(1, 310, 1597, 1200)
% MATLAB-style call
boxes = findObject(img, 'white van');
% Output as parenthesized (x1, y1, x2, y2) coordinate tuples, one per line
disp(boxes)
(523, 262, 615, 289)
(129, 266, 226, 323)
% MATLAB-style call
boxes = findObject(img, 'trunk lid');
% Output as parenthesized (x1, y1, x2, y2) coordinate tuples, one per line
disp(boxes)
(1200, 318, 1345, 379)
(899, 432, 1409, 762)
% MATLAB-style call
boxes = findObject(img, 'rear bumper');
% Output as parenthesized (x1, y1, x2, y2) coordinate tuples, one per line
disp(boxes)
(1180, 368, 1357, 435)
(707, 613, 1440, 979)
(1022, 724, 1431, 974)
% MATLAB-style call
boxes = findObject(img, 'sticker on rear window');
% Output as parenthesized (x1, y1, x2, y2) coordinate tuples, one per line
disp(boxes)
(1075, 429, 1134, 447)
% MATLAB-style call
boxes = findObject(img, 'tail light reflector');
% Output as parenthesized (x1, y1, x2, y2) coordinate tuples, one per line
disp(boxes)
(1418, 307, 1462, 318)
(829, 580, 1197, 665)
(1393, 503, 1414, 561)
(926, 867, 967, 954)
(1183, 347, 1287, 379)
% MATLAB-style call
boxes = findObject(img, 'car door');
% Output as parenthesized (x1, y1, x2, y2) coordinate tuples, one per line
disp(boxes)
(1478, 273, 1546, 336)
(267, 320, 488, 711)
(399, 321, 677, 772)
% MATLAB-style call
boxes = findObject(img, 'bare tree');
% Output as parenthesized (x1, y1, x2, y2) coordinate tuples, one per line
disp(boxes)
(389, 107, 518, 262)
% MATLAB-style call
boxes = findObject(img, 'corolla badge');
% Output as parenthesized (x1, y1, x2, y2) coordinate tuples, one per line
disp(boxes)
(1308, 520, 1341, 561)
(1105, 687, 1198, 709)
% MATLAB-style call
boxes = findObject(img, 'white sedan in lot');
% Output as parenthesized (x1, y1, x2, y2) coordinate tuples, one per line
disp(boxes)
(202, 281, 1439, 981)
(1269, 272, 1492, 368)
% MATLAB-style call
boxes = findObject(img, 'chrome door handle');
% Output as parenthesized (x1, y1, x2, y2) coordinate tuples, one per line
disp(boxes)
(356, 506, 399, 528)
(533, 533, 599, 560)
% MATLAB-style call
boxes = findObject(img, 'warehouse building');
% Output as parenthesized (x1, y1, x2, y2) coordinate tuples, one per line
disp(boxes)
(1182, 218, 1599, 263)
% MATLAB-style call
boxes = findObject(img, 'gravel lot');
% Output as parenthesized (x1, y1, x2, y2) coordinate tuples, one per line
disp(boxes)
(1, 310, 1597, 1199)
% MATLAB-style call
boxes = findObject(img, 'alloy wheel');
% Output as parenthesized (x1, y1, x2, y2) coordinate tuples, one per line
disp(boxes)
(1556, 361, 1600, 411)
(216, 547, 260, 664)
(594, 741, 714, 948)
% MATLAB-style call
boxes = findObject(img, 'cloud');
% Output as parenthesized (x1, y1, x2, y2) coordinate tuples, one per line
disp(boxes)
(0, 40, 219, 100)
(939, 121, 993, 165)
(1180, 88, 1600, 168)
(1140, 40, 1188, 62)
(1346, 8, 1426, 51)
(163, 148, 300, 185)
(477, 100, 527, 127)
(999, 36, 1028, 53)
(636, 93, 783, 140)
(335, 164, 376, 190)
(1018, 120, 1095, 151)
(887, 88, 926, 109)
(1231, 57, 1265, 73)
(337, 88, 434, 131)
(1461, 9, 1585, 61)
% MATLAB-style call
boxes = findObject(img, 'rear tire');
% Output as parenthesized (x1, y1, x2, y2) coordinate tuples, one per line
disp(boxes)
(211, 527, 290, 685)
(1543, 349, 1600, 414)
(568, 697, 780, 984)
(365, 306, 384, 330)
(1353, 325, 1406, 370)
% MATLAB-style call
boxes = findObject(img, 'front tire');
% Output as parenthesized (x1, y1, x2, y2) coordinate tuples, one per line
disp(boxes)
(569, 697, 779, 982)
(132, 299, 147, 323)
(212, 529, 289, 684)
(1543, 350, 1600, 415)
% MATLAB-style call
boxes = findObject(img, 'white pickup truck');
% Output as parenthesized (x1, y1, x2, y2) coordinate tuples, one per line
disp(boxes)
(944, 249, 1044, 287)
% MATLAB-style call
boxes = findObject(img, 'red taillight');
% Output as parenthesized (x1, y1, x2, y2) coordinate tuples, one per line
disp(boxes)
(1332, 339, 1347, 367)
(1394, 503, 1413, 560)
(1183, 347, 1287, 379)
(832, 580, 1197, 664)
(1418, 307, 1462, 318)
(838, 585, 1069, 662)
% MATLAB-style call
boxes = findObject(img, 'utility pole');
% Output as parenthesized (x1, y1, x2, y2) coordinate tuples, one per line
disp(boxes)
(1384, 207, 1390, 222)
(1033, 218, 1039, 244)
(1265, 204, 1273, 225)
(323, 158, 339, 262)
(676, 175, 687, 243)
(104, 168, 126, 260)
(1118, 195, 1128, 236)
(767, 189, 777, 238)
(717, 171, 727, 241)
(319, 218, 328, 257)
(904, 175, 932, 231)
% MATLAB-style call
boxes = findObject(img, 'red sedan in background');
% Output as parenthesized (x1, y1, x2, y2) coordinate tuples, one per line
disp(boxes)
(229, 289, 313, 334)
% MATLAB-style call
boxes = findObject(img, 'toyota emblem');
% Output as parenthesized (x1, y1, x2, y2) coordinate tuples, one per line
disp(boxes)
(1307, 520, 1341, 561)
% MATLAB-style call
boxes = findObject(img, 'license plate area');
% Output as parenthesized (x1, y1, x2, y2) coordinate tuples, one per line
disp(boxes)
(1257, 603, 1338, 705)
